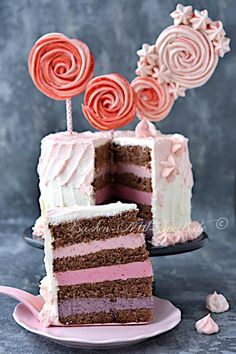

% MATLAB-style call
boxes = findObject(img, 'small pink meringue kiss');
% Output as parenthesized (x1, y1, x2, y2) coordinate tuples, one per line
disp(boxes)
(206, 291, 229, 313)
(135, 119, 160, 138)
(195, 314, 219, 335)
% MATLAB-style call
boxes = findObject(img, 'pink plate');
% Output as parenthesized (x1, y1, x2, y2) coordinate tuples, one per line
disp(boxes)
(13, 296, 181, 349)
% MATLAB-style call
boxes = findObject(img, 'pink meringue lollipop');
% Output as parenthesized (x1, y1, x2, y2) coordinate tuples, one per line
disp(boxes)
(82, 73, 136, 130)
(131, 76, 174, 121)
(155, 25, 218, 89)
(28, 33, 94, 100)
(28, 33, 94, 133)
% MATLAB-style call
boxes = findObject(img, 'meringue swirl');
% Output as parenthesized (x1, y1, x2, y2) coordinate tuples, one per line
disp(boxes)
(28, 33, 94, 100)
(155, 25, 218, 89)
(131, 77, 174, 121)
(82, 74, 136, 130)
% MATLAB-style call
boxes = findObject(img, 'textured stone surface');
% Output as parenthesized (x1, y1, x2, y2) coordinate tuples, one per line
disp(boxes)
(0, 0, 235, 222)
(0, 221, 235, 353)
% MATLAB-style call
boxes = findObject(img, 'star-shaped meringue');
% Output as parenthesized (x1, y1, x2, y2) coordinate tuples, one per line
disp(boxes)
(214, 37, 230, 58)
(189, 9, 211, 30)
(205, 21, 225, 42)
(137, 44, 158, 66)
(168, 82, 186, 100)
(152, 64, 171, 83)
(171, 137, 185, 157)
(135, 119, 159, 138)
(160, 154, 178, 182)
(135, 61, 153, 77)
(137, 43, 150, 57)
(170, 4, 193, 25)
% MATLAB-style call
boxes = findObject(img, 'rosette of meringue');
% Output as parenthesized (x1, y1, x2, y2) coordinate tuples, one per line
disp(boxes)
(195, 314, 219, 335)
(206, 291, 229, 313)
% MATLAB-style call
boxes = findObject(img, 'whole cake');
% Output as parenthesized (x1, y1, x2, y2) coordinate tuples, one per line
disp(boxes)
(35, 127, 198, 247)
(39, 202, 154, 326)
(30, 4, 230, 249)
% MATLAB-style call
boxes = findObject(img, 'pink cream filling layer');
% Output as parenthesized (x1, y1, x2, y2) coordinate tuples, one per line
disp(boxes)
(53, 233, 145, 259)
(114, 185, 152, 205)
(55, 260, 153, 286)
(95, 186, 113, 204)
(112, 163, 151, 178)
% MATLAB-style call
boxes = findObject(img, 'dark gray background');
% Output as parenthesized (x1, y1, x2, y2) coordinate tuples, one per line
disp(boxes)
(0, 1, 235, 353)
(0, 0, 235, 225)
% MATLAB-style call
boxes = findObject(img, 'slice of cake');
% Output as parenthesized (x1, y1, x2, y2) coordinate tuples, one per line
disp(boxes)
(39, 202, 154, 326)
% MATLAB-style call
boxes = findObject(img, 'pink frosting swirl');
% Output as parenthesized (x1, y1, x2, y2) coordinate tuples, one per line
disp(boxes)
(82, 74, 136, 130)
(131, 77, 174, 121)
(28, 33, 94, 100)
(155, 25, 218, 89)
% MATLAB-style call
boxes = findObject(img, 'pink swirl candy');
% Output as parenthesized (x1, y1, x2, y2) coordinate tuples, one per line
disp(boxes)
(82, 74, 136, 130)
(131, 77, 174, 122)
(28, 33, 94, 100)
(155, 25, 218, 89)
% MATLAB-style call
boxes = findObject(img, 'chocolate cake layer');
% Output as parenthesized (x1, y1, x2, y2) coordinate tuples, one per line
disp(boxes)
(50, 210, 144, 248)
(93, 172, 111, 191)
(58, 277, 153, 300)
(95, 142, 111, 169)
(113, 173, 152, 192)
(112, 144, 151, 168)
(53, 246, 148, 272)
(137, 204, 153, 220)
(59, 308, 153, 325)
(117, 199, 153, 220)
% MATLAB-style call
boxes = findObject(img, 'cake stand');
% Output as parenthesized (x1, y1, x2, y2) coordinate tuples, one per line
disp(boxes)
(21, 226, 208, 256)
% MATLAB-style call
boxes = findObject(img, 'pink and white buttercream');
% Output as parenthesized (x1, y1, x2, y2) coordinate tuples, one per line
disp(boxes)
(152, 221, 203, 247)
(32, 216, 45, 237)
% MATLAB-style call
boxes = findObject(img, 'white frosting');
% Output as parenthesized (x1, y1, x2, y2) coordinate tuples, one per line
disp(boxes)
(195, 314, 219, 335)
(46, 202, 138, 225)
(206, 291, 229, 313)
(39, 215, 61, 326)
(38, 131, 111, 217)
(39, 276, 59, 326)
(32, 216, 45, 237)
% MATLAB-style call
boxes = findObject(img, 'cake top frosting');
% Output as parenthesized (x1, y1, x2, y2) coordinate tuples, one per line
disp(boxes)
(132, 3, 230, 122)
(46, 201, 138, 224)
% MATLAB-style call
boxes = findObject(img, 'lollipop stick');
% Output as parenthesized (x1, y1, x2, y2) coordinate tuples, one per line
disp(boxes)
(66, 98, 73, 134)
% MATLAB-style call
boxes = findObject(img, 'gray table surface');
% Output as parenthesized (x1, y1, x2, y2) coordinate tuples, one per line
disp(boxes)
(0, 220, 235, 354)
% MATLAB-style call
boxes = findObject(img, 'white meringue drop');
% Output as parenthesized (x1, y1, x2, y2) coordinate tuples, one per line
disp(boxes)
(195, 314, 219, 335)
(206, 291, 229, 313)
